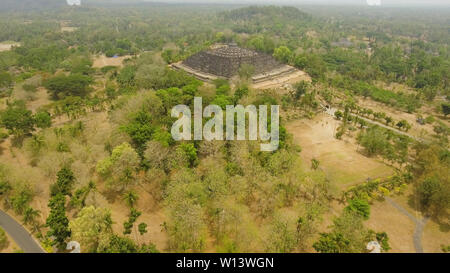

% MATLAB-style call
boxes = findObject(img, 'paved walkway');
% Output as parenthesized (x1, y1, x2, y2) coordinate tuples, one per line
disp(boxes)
(0, 210, 45, 253)
(385, 197, 429, 253)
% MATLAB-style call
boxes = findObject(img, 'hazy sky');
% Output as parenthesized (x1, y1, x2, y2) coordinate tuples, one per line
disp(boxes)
(141, 0, 450, 6)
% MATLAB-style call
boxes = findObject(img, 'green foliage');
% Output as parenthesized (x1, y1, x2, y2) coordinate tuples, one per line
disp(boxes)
(69, 206, 113, 252)
(123, 190, 139, 208)
(267, 216, 297, 253)
(0, 101, 35, 137)
(311, 158, 320, 170)
(293, 53, 327, 80)
(441, 245, 450, 253)
(152, 128, 174, 147)
(442, 103, 450, 117)
(123, 208, 142, 235)
(0, 71, 13, 95)
(96, 142, 140, 192)
(44, 74, 93, 99)
(138, 222, 148, 235)
(34, 110, 52, 129)
(50, 167, 75, 197)
(137, 66, 199, 90)
(273, 46, 292, 63)
(345, 199, 370, 220)
(9, 184, 34, 215)
(375, 232, 391, 252)
(212, 94, 233, 110)
(99, 234, 159, 253)
(177, 143, 198, 167)
(292, 81, 309, 101)
(22, 206, 41, 231)
(120, 110, 154, 155)
(313, 232, 350, 253)
(15, 44, 69, 72)
(233, 86, 249, 103)
(357, 126, 390, 157)
(117, 66, 137, 88)
(46, 193, 71, 249)
(69, 183, 94, 209)
(314, 211, 371, 253)
(417, 176, 450, 214)
(0, 227, 9, 250)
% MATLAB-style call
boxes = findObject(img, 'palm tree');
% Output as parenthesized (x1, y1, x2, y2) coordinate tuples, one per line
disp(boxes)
(123, 191, 139, 208)
(22, 207, 41, 232)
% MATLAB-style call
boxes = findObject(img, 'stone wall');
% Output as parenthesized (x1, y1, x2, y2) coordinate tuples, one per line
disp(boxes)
(183, 46, 284, 78)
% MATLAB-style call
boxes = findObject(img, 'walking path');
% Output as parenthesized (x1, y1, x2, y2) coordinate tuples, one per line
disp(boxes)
(385, 197, 429, 253)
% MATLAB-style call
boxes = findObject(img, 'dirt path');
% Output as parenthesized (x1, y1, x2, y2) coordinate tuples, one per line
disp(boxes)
(385, 197, 429, 253)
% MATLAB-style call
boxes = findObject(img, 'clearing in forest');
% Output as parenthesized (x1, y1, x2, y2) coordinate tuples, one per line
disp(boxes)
(92, 55, 131, 68)
(0, 42, 20, 52)
(286, 113, 393, 189)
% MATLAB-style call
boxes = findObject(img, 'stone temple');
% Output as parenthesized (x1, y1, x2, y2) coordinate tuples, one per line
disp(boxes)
(171, 44, 301, 84)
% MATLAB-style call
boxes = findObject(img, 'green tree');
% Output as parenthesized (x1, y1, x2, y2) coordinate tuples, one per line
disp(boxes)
(96, 143, 140, 192)
(69, 206, 113, 252)
(138, 223, 148, 236)
(50, 167, 75, 197)
(273, 46, 292, 63)
(46, 193, 71, 249)
(177, 143, 198, 167)
(0, 101, 35, 138)
(123, 191, 139, 208)
(292, 81, 309, 101)
(123, 208, 142, 235)
(344, 199, 370, 220)
(357, 126, 390, 157)
(120, 110, 154, 155)
(313, 232, 350, 253)
(23, 207, 41, 230)
(417, 176, 450, 216)
(44, 74, 93, 99)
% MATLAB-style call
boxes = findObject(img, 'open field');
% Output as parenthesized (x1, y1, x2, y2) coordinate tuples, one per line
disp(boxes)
(0, 42, 20, 52)
(286, 113, 394, 189)
(61, 27, 78, 32)
(93, 55, 132, 68)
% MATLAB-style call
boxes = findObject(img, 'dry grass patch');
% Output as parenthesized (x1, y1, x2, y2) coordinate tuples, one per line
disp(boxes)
(0, 42, 20, 52)
(93, 55, 131, 68)
(286, 114, 393, 189)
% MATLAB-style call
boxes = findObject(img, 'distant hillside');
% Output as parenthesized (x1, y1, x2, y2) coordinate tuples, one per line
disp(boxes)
(0, 0, 67, 12)
(219, 6, 313, 34)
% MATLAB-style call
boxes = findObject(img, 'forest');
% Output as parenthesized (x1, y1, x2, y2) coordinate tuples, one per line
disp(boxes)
(0, 1, 448, 254)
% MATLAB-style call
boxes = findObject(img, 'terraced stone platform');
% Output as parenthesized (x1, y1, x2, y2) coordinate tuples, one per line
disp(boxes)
(172, 44, 302, 86)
